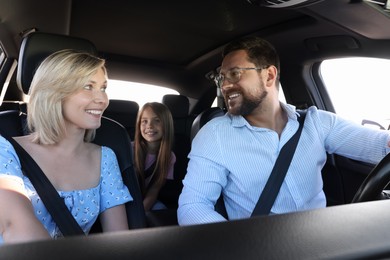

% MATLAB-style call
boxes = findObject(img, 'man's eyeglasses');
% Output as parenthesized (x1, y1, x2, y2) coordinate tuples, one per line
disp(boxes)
(214, 67, 267, 88)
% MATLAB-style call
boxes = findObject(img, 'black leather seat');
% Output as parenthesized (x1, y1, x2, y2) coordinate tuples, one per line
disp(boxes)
(189, 106, 226, 216)
(103, 99, 139, 140)
(0, 32, 147, 230)
(190, 107, 225, 141)
(161, 94, 194, 208)
(162, 94, 193, 139)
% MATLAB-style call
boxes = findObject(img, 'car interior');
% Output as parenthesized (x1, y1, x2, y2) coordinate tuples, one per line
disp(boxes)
(2, 0, 390, 258)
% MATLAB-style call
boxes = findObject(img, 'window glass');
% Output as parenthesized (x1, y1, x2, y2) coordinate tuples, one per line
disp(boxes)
(106, 80, 179, 107)
(320, 57, 390, 130)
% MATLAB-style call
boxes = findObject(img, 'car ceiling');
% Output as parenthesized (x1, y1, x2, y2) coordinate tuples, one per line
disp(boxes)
(1, 0, 302, 63)
(1, 0, 390, 100)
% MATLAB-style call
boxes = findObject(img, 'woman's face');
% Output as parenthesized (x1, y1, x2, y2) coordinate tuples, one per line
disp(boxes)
(62, 67, 109, 132)
(140, 106, 163, 144)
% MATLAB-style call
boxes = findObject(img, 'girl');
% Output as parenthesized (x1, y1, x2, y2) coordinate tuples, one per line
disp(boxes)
(133, 102, 176, 211)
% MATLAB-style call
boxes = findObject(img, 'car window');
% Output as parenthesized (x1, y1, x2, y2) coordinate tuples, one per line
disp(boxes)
(320, 57, 390, 130)
(106, 80, 179, 107)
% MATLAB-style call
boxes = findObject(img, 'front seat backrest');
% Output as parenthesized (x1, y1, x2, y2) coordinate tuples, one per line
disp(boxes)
(9, 32, 147, 229)
(190, 107, 225, 141)
(93, 116, 146, 228)
(16, 32, 97, 95)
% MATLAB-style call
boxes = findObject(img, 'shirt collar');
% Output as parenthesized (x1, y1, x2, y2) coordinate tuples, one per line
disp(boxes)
(228, 102, 299, 128)
(281, 102, 299, 120)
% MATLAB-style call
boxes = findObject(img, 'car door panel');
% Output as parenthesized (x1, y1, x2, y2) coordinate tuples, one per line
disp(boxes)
(322, 153, 376, 206)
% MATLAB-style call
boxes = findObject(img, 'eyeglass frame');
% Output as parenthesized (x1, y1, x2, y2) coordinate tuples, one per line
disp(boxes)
(214, 67, 268, 89)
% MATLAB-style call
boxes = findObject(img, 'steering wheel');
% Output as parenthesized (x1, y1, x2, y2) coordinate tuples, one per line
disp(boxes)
(352, 152, 390, 203)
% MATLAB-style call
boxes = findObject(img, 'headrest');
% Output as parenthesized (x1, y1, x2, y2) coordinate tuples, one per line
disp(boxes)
(162, 94, 189, 118)
(16, 32, 97, 95)
(190, 107, 225, 141)
(103, 99, 139, 128)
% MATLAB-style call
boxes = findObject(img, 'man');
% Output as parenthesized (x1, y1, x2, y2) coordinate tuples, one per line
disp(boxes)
(177, 36, 390, 225)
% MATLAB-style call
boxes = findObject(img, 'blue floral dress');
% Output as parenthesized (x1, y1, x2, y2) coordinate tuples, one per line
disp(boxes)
(0, 136, 132, 243)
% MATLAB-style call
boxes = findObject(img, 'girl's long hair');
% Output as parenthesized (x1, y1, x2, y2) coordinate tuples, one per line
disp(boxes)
(134, 102, 174, 196)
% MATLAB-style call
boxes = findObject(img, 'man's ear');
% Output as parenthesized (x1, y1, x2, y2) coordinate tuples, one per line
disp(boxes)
(265, 65, 278, 87)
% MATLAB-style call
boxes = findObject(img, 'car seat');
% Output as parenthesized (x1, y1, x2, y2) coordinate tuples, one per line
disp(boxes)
(190, 107, 225, 141)
(190, 106, 227, 216)
(161, 94, 194, 208)
(0, 31, 147, 230)
(103, 99, 139, 140)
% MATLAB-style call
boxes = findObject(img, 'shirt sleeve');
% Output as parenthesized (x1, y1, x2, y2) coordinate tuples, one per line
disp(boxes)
(0, 136, 25, 181)
(178, 120, 228, 226)
(99, 146, 133, 213)
(314, 109, 390, 164)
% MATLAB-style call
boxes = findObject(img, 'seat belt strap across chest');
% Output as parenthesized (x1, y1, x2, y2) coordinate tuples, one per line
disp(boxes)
(251, 110, 307, 217)
(2, 133, 85, 236)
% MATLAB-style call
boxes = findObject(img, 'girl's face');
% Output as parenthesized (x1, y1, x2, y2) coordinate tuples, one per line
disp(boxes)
(62, 67, 108, 133)
(140, 107, 164, 144)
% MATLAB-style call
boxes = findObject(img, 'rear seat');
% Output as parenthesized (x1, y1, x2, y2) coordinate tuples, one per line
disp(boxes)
(103, 99, 139, 140)
(160, 94, 194, 208)
(102, 95, 195, 210)
(102, 95, 194, 210)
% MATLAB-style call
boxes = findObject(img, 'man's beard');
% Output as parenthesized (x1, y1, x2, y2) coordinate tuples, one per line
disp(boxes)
(227, 90, 268, 116)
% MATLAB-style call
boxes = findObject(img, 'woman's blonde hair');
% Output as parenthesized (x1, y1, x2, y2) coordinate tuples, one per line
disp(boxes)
(27, 49, 106, 144)
(134, 102, 174, 195)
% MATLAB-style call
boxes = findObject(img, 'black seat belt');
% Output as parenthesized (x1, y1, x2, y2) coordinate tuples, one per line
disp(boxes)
(251, 110, 306, 217)
(2, 133, 85, 236)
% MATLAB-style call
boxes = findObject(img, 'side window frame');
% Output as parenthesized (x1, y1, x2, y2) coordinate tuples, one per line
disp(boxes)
(307, 62, 336, 113)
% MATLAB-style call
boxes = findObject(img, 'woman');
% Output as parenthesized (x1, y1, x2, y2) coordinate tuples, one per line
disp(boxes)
(0, 49, 132, 244)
